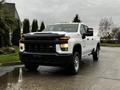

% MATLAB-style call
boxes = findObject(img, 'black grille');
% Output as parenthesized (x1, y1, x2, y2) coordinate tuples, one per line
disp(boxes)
(23, 34, 62, 53)
(25, 43, 56, 53)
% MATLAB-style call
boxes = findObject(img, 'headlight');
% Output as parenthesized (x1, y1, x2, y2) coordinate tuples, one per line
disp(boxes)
(19, 43, 25, 52)
(59, 36, 70, 40)
(59, 36, 70, 44)
(60, 43, 68, 51)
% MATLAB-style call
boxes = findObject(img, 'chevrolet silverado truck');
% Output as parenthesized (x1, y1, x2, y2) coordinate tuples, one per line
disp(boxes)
(19, 23, 100, 75)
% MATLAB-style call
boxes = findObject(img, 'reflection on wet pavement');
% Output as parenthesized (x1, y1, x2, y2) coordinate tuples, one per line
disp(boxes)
(0, 47, 120, 90)
(6, 68, 23, 90)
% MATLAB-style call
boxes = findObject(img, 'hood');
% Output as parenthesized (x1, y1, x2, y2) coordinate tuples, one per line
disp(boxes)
(24, 31, 77, 39)
(42, 31, 67, 34)
(23, 31, 65, 39)
(42, 31, 77, 37)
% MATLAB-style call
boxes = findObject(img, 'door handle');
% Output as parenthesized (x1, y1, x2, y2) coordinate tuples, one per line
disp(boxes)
(87, 38, 89, 40)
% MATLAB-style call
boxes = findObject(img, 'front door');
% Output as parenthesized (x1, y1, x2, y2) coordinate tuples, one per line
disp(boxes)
(79, 24, 89, 55)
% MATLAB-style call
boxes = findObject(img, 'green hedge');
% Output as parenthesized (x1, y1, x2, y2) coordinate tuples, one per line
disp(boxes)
(101, 43, 120, 47)
(101, 39, 120, 44)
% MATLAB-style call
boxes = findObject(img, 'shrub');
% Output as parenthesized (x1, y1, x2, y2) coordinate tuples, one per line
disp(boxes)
(101, 39, 120, 44)
(0, 50, 4, 55)
(0, 47, 16, 54)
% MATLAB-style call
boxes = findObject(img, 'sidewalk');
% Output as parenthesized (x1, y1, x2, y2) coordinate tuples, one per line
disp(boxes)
(0, 66, 14, 77)
(0, 61, 23, 77)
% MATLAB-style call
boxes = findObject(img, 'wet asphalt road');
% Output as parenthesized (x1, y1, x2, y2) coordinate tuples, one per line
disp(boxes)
(0, 47, 120, 90)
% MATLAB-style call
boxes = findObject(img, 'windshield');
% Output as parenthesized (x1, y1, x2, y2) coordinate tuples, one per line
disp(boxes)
(44, 24, 78, 32)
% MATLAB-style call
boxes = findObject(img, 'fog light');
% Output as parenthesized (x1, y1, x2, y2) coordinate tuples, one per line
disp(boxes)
(19, 43, 25, 52)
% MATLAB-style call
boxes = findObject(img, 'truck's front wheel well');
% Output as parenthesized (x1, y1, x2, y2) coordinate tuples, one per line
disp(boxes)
(97, 43, 100, 50)
(73, 44, 82, 55)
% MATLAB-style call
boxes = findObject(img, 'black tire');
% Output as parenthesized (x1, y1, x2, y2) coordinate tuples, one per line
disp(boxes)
(68, 52, 81, 75)
(93, 47, 100, 61)
(25, 63, 39, 71)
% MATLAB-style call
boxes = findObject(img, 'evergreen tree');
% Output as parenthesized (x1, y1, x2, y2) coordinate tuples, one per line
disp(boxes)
(12, 20, 21, 45)
(31, 19, 38, 32)
(0, 2, 18, 46)
(73, 14, 81, 23)
(0, 0, 5, 17)
(0, 1, 19, 46)
(0, 17, 10, 47)
(39, 21, 45, 32)
(23, 19, 30, 34)
(2, 18, 18, 46)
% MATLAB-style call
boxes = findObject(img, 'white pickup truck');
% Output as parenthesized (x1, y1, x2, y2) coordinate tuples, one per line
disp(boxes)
(19, 23, 100, 75)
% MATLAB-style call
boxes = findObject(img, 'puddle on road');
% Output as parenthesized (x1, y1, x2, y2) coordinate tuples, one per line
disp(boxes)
(6, 68, 23, 90)
(0, 66, 69, 90)
(0, 66, 82, 90)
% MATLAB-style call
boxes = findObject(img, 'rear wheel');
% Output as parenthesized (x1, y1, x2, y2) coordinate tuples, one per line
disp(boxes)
(67, 52, 81, 75)
(25, 63, 39, 71)
(93, 47, 100, 61)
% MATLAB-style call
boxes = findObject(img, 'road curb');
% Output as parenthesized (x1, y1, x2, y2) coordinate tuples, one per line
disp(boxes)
(0, 61, 23, 66)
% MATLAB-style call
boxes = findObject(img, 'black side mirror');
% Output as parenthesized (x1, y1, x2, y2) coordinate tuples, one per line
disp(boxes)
(82, 33, 86, 39)
(86, 28, 93, 36)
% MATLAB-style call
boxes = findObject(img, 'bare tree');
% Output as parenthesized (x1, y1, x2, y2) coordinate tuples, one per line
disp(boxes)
(99, 17, 113, 38)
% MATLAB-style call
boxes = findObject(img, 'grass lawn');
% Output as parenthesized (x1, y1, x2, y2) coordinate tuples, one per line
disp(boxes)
(101, 43, 120, 47)
(0, 46, 19, 63)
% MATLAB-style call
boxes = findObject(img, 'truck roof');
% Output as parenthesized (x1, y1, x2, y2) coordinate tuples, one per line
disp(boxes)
(52, 22, 89, 27)
(54, 22, 82, 24)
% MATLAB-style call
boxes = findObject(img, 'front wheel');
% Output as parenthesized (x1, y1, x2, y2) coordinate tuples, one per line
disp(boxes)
(67, 52, 81, 75)
(93, 47, 100, 61)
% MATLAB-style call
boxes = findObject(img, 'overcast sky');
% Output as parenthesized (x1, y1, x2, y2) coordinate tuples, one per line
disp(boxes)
(6, 0, 120, 29)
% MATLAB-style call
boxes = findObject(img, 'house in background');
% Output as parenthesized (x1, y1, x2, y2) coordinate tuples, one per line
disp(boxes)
(1, 3, 20, 19)
(0, 3, 20, 47)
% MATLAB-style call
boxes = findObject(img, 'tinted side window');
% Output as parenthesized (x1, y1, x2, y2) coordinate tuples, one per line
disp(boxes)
(84, 25, 88, 33)
(80, 24, 86, 35)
